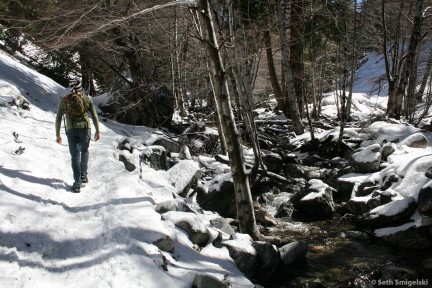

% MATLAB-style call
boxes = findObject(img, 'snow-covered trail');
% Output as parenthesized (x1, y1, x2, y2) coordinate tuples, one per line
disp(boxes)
(0, 103, 170, 287)
(0, 50, 253, 288)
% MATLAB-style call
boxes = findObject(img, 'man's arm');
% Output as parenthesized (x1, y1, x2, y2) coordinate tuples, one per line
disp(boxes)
(55, 98, 65, 143)
(88, 97, 100, 141)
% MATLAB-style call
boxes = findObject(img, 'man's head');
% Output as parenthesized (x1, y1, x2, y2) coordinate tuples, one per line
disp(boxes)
(69, 79, 82, 93)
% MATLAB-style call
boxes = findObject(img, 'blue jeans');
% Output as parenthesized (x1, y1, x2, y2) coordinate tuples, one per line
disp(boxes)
(66, 128, 91, 187)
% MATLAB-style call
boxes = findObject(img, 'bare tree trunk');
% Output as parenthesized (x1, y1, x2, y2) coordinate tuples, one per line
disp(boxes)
(197, 0, 261, 239)
(417, 50, 432, 100)
(290, 0, 305, 117)
(79, 47, 96, 96)
(174, 8, 188, 117)
(207, 60, 228, 155)
(189, 7, 227, 155)
(346, 0, 361, 120)
(277, 0, 304, 135)
(227, 0, 265, 181)
(405, 0, 424, 122)
(383, 0, 405, 119)
(263, 30, 284, 111)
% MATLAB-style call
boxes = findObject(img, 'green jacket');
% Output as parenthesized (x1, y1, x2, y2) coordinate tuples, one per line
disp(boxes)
(55, 92, 100, 137)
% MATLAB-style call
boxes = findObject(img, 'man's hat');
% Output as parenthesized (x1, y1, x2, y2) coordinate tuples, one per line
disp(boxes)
(69, 79, 82, 93)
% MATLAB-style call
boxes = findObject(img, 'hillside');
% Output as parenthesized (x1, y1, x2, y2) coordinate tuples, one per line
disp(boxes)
(0, 50, 252, 287)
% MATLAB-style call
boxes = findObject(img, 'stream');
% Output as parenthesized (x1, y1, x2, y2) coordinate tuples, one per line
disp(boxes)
(267, 217, 432, 288)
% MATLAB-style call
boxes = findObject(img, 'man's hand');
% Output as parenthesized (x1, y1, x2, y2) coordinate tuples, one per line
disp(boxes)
(56, 136, 62, 144)
(94, 132, 100, 141)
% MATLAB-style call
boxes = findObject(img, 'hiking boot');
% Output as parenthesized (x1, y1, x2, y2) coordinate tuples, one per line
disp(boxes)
(81, 174, 88, 183)
(71, 185, 81, 193)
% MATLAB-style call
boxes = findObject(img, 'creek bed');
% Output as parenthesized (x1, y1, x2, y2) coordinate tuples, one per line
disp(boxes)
(267, 218, 432, 288)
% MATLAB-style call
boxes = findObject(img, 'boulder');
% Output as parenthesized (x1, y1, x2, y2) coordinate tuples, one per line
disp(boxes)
(418, 185, 432, 216)
(345, 196, 381, 215)
(210, 218, 236, 236)
(192, 274, 257, 288)
(379, 227, 431, 250)
(155, 199, 193, 214)
(355, 181, 379, 197)
(222, 234, 259, 279)
(162, 211, 210, 247)
(292, 179, 336, 220)
(167, 160, 201, 197)
(118, 138, 134, 153)
(399, 132, 428, 148)
(426, 167, 432, 179)
(381, 142, 397, 160)
(192, 274, 228, 288)
(153, 137, 180, 153)
(179, 122, 220, 155)
(347, 144, 382, 173)
(262, 153, 283, 173)
(357, 197, 417, 229)
(279, 240, 308, 266)
(153, 236, 174, 252)
(140, 146, 169, 171)
(251, 241, 280, 282)
(196, 173, 236, 218)
(334, 178, 355, 202)
(380, 189, 399, 205)
(381, 173, 400, 190)
(119, 154, 136, 172)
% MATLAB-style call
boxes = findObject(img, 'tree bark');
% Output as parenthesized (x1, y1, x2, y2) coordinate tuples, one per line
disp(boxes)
(227, 0, 265, 181)
(277, 0, 304, 135)
(263, 29, 284, 111)
(383, 0, 407, 119)
(290, 0, 305, 117)
(417, 50, 432, 100)
(404, 0, 424, 121)
(197, 0, 262, 240)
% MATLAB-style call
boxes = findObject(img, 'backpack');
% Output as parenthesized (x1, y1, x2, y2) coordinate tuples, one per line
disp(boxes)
(64, 92, 86, 117)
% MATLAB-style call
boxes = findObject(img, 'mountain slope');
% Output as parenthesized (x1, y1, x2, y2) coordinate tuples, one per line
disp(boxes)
(0, 50, 250, 288)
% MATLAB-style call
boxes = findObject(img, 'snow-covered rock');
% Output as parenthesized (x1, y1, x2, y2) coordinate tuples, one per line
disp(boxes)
(357, 197, 417, 229)
(197, 173, 236, 218)
(166, 159, 201, 197)
(399, 132, 428, 148)
(418, 184, 432, 216)
(162, 211, 211, 247)
(291, 179, 336, 220)
(140, 145, 169, 170)
(347, 144, 382, 173)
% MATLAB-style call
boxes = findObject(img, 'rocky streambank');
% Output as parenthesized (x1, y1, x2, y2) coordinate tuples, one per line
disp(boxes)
(115, 118, 432, 287)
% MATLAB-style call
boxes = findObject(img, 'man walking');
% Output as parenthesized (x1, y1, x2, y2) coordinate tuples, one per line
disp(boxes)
(55, 79, 100, 192)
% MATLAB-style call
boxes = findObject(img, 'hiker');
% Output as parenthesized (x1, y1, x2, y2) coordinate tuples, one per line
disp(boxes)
(55, 79, 100, 192)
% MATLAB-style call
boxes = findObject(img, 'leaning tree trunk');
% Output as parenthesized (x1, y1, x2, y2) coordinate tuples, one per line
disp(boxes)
(189, 8, 227, 154)
(197, 0, 262, 240)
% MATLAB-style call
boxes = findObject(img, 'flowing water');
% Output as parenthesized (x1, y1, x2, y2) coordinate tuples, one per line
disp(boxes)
(267, 218, 432, 288)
